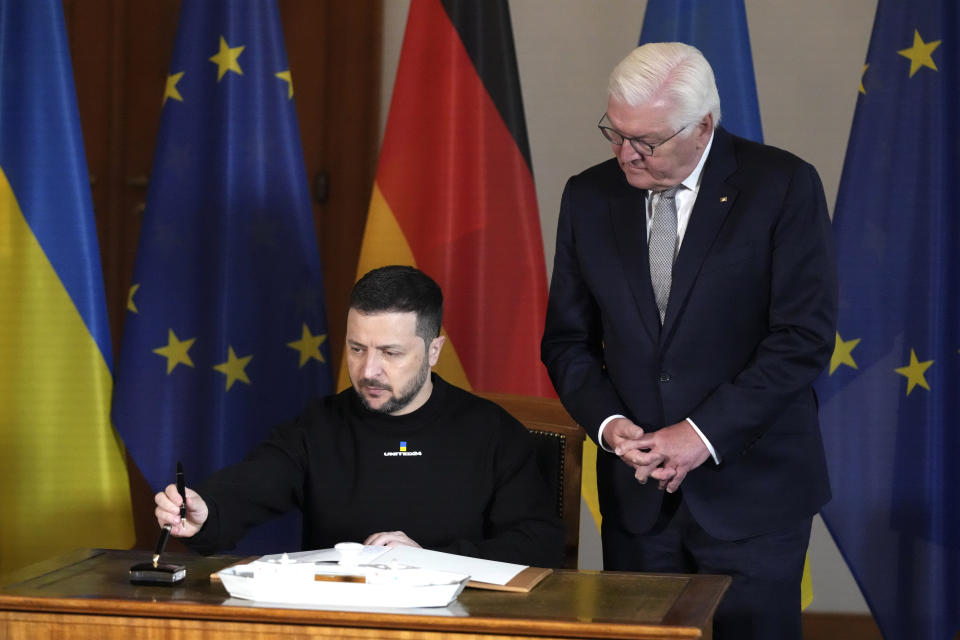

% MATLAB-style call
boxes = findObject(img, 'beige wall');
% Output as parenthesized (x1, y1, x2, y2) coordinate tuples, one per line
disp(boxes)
(380, 0, 878, 613)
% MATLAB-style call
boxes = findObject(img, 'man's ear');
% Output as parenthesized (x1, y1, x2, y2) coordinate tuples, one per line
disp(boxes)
(427, 335, 445, 366)
(697, 113, 714, 141)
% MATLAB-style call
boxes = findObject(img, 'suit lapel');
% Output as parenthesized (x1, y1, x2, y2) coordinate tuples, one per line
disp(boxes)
(609, 182, 661, 341)
(663, 128, 739, 333)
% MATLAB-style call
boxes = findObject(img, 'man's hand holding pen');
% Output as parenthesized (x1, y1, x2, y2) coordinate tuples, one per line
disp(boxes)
(155, 484, 208, 538)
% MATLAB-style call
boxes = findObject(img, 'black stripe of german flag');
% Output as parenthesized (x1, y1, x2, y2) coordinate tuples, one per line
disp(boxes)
(439, 0, 533, 170)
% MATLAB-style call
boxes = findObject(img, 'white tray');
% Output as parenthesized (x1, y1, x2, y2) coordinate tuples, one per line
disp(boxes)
(217, 561, 469, 609)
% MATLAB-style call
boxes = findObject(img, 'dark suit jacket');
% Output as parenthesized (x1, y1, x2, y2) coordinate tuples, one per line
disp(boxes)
(541, 126, 837, 541)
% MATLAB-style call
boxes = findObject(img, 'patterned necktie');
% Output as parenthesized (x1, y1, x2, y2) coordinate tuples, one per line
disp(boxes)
(648, 185, 681, 324)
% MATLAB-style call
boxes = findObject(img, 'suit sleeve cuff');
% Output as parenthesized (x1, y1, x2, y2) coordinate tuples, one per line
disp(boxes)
(686, 417, 720, 464)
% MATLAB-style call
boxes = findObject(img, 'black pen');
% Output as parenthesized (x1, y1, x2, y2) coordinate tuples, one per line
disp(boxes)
(152, 525, 171, 568)
(152, 462, 184, 568)
(176, 461, 186, 528)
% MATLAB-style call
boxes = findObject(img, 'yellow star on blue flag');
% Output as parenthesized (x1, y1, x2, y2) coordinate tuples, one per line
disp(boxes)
(897, 29, 940, 77)
(209, 36, 244, 81)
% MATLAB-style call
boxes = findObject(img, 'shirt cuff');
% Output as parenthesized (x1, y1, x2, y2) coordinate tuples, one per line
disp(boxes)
(686, 417, 720, 464)
(597, 414, 625, 452)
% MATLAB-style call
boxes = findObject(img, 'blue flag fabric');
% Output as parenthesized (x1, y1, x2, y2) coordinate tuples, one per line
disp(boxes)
(639, 0, 763, 142)
(816, 1, 959, 637)
(113, 0, 333, 554)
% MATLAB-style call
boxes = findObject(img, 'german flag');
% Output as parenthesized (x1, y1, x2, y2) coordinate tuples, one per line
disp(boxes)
(345, 0, 551, 396)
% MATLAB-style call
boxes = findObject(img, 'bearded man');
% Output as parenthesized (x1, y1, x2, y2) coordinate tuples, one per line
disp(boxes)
(156, 265, 563, 567)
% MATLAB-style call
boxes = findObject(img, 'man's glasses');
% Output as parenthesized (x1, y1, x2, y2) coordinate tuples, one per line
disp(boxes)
(598, 113, 688, 157)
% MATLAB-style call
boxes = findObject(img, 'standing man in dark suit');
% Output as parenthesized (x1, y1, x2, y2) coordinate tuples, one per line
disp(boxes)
(541, 42, 837, 639)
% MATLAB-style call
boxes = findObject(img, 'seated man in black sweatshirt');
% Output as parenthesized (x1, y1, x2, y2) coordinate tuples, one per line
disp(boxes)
(154, 265, 564, 568)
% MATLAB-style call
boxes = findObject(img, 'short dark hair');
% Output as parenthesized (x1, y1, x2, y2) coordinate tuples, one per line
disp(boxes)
(350, 265, 443, 343)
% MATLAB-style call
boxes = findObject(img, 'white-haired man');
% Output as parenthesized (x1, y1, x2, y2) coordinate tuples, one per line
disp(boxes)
(542, 42, 837, 639)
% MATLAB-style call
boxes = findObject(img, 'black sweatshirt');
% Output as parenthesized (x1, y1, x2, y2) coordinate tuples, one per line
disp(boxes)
(188, 374, 564, 568)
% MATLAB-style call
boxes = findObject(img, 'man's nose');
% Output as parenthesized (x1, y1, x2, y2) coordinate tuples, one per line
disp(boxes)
(362, 351, 383, 378)
(616, 141, 642, 163)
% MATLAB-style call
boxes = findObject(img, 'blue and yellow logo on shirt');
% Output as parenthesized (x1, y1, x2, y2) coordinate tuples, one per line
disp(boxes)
(383, 440, 421, 457)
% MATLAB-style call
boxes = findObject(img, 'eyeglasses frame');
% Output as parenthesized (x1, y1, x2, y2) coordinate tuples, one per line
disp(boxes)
(597, 113, 690, 157)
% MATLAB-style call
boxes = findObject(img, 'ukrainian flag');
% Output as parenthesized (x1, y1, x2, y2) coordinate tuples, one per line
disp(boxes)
(0, 0, 134, 573)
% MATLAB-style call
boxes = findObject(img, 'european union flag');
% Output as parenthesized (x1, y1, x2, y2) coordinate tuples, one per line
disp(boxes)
(639, 0, 763, 142)
(113, 0, 333, 554)
(817, 1, 959, 637)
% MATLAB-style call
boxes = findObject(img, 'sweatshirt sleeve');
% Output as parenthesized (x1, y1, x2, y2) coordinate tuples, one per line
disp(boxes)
(186, 417, 309, 555)
(433, 410, 565, 568)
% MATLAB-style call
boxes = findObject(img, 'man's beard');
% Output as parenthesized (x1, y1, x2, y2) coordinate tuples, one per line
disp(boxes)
(357, 360, 430, 415)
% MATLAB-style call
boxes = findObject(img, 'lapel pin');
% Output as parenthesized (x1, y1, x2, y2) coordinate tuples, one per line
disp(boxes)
(720, 196, 728, 203)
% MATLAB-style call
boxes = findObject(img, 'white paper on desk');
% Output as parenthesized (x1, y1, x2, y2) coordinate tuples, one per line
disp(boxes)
(257, 545, 526, 586)
(258, 546, 388, 565)
(372, 546, 525, 586)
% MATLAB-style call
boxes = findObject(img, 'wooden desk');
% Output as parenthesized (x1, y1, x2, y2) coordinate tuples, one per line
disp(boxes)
(0, 549, 728, 640)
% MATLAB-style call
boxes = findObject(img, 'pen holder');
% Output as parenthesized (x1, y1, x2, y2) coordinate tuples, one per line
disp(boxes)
(130, 523, 186, 585)
(129, 561, 186, 585)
